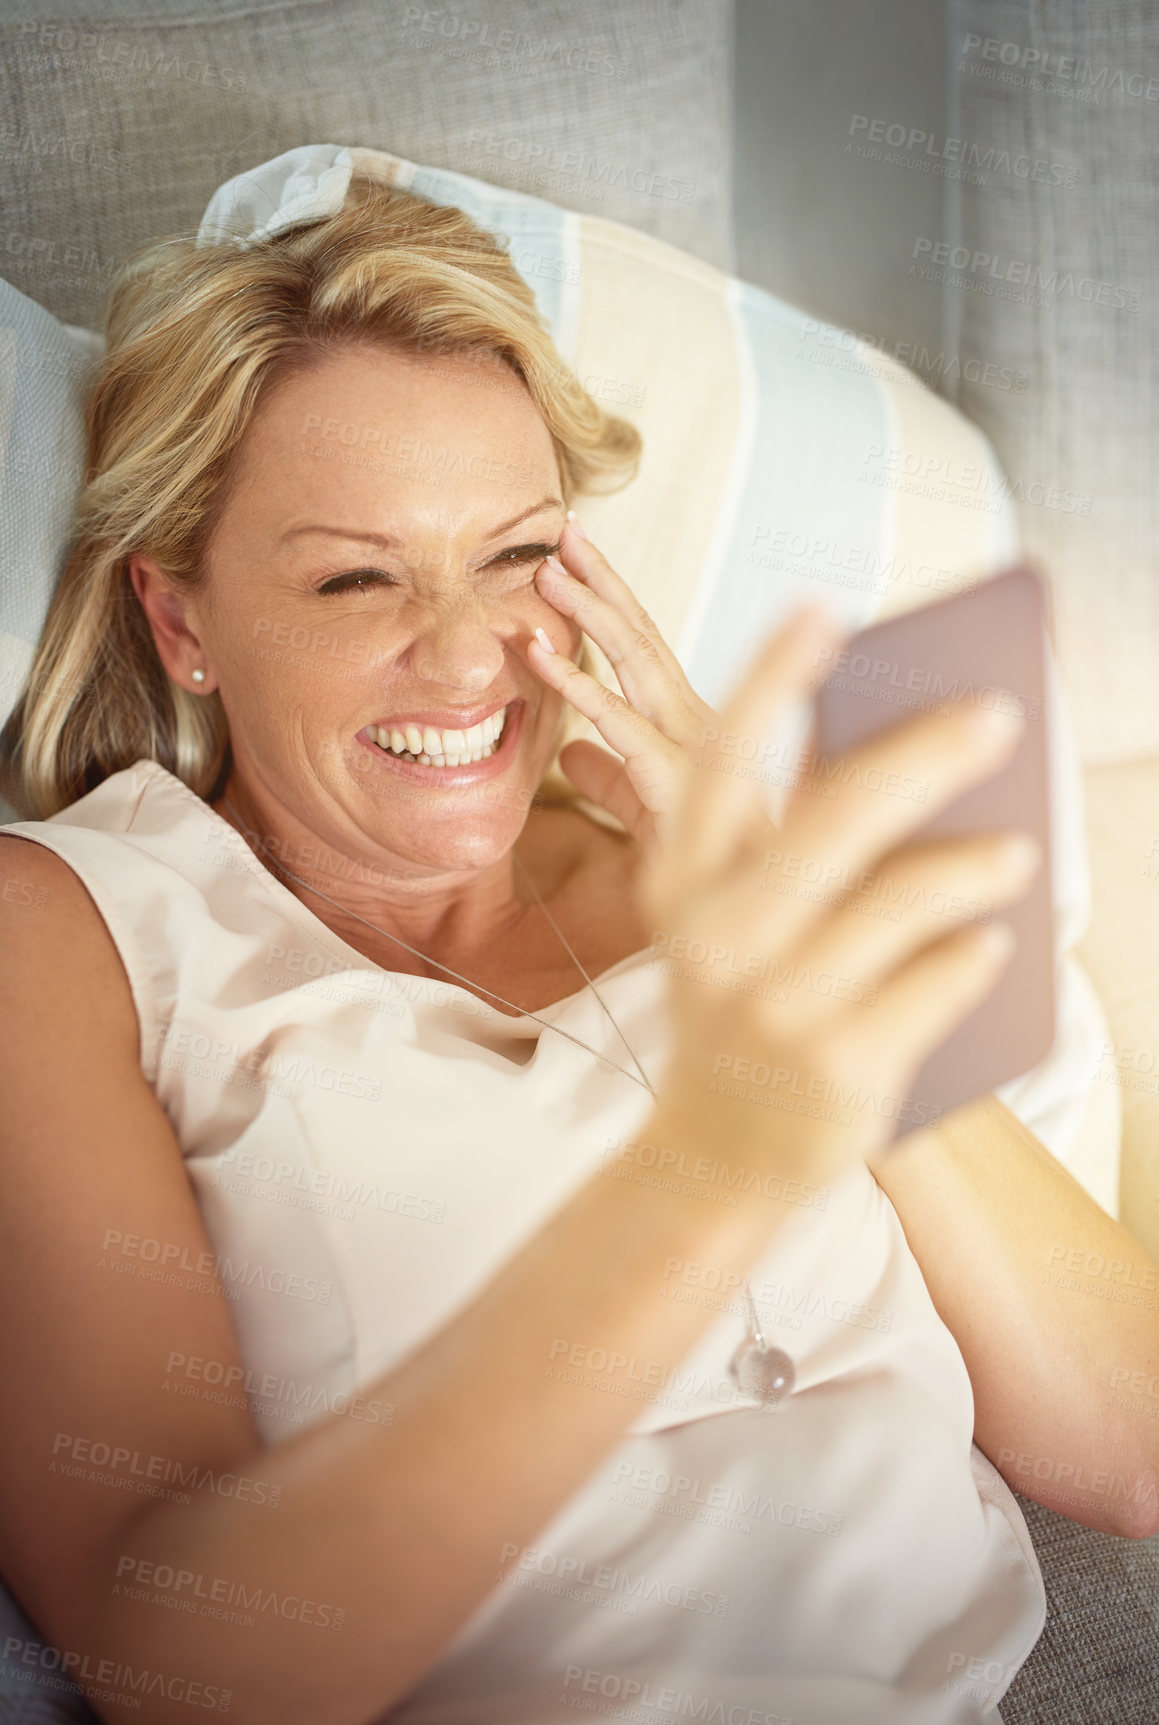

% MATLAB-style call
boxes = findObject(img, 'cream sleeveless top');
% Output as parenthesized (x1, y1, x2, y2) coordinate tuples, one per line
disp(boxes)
(7, 759, 1045, 1723)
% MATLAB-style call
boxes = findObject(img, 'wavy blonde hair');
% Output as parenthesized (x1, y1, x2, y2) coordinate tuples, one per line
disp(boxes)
(0, 171, 642, 819)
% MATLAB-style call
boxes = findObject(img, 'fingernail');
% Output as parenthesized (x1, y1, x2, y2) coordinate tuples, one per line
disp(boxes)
(541, 554, 568, 580)
(565, 510, 589, 540)
(534, 626, 557, 655)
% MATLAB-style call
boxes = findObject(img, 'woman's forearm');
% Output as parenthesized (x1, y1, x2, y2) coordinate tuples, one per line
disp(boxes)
(870, 1092, 1159, 1537)
(85, 1113, 821, 1725)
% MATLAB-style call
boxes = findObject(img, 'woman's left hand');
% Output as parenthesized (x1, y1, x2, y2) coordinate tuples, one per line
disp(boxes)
(527, 515, 721, 855)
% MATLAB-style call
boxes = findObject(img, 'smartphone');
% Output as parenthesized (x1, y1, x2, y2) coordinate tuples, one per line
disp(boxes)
(811, 564, 1055, 1144)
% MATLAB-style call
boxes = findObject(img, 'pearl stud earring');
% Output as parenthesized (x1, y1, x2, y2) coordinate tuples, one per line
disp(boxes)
(191, 668, 206, 685)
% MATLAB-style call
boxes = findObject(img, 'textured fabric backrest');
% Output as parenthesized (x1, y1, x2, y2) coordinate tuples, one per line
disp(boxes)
(0, 0, 734, 331)
(946, 0, 1158, 765)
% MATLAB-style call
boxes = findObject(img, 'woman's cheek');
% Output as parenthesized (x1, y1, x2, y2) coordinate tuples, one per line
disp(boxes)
(520, 586, 583, 658)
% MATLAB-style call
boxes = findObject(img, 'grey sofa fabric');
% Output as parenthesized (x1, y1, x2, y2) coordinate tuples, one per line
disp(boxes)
(946, 0, 1159, 767)
(1000, 1493, 1159, 1723)
(1, 2, 1156, 1719)
(0, 0, 735, 330)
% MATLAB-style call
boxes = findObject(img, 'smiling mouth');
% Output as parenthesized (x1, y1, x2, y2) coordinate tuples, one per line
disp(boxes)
(366, 704, 510, 768)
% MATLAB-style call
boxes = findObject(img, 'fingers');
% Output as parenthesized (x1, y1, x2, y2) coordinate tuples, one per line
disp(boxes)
(557, 739, 654, 844)
(764, 698, 1028, 952)
(556, 518, 683, 681)
(528, 632, 678, 792)
(752, 830, 1042, 1034)
(533, 534, 695, 732)
(829, 915, 1018, 1099)
(658, 605, 846, 899)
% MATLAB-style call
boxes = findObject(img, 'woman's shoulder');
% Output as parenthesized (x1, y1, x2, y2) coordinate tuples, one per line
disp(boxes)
(0, 825, 143, 1058)
(0, 757, 253, 893)
(0, 760, 240, 1082)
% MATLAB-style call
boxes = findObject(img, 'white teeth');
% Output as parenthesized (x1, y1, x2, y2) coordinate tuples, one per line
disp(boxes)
(371, 705, 508, 766)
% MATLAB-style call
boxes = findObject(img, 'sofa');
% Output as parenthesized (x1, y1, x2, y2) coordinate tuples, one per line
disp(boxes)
(0, 1, 1155, 1720)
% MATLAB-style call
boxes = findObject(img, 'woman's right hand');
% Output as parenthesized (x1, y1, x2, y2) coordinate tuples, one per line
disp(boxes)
(637, 602, 1043, 1189)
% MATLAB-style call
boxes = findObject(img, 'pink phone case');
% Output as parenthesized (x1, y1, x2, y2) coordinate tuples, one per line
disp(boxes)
(812, 564, 1055, 1144)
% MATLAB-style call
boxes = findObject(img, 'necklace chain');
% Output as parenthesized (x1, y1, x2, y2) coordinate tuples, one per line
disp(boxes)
(216, 794, 796, 1402)
(221, 797, 656, 1095)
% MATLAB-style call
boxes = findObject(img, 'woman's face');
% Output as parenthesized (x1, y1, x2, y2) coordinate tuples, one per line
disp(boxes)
(182, 342, 580, 878)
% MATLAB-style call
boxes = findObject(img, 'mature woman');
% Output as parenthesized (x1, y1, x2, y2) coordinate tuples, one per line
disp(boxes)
(0, 171, 1154, 1725)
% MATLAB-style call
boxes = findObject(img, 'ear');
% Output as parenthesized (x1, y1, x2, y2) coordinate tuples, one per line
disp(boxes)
(127, 554, 215, 694)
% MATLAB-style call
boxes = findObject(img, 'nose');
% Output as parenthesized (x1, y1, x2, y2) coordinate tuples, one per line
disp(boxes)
(408, 593, 508, 696)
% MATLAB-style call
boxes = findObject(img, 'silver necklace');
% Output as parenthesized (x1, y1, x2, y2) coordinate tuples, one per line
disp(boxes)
(220, 792, 794, 1409)
(223, 796, 655, 1094)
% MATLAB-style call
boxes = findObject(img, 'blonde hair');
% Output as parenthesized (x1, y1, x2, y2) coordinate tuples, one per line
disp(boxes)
(0, 172, 642, 819)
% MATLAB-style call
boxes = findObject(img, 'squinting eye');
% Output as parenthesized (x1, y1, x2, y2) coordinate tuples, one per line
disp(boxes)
(485, 541, 561, 574)
(316, 569, 397, 595)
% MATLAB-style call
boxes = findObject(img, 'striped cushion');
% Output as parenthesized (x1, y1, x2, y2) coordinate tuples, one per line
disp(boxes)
(347, 146, 1020, 706)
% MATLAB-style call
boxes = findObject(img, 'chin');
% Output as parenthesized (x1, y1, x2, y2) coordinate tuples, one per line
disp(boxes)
(382, 815, 528, 877)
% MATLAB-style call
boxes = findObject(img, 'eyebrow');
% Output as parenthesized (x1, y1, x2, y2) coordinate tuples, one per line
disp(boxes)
(278, 496, 565, 550)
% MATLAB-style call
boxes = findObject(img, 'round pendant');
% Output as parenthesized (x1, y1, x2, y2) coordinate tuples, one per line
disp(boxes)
(728, 1338, 795, 1407)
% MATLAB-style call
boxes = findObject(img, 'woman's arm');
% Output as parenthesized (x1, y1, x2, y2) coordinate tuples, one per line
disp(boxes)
(869, 1092, 1159, 1537)
(0, 838, 823, 1725)
(0, 616, 1042, 1725)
